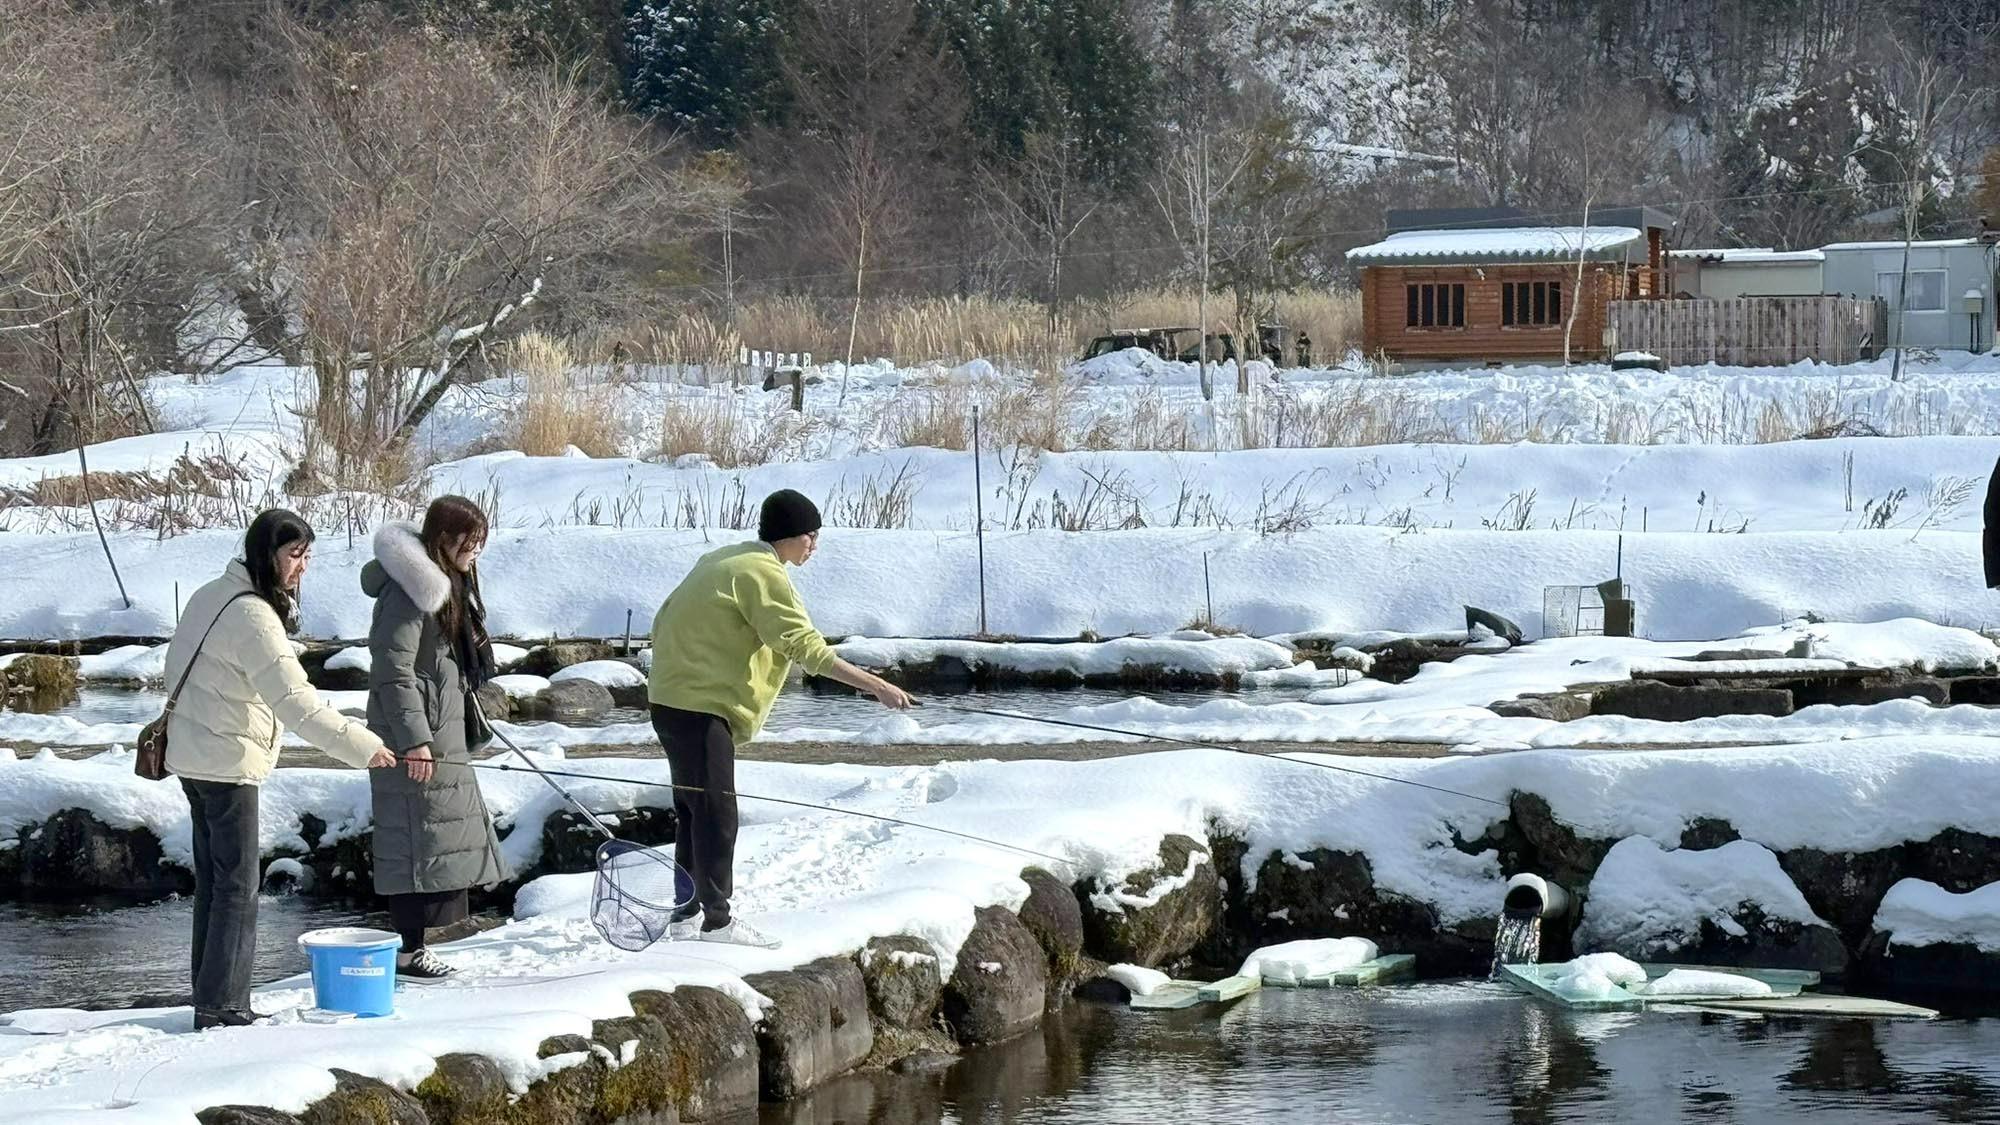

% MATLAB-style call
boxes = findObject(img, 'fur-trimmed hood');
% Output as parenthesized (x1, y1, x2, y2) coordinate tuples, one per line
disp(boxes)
(361, 520, 450, 613)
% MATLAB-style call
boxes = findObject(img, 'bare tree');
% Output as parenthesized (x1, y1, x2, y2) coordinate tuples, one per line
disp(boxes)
(265, 13, 705, 468)
(1874, 37, 1967, 379)
(778, 0, 960, 394)
(0, 1, 233, 454)
(984, 126, 1103, 346)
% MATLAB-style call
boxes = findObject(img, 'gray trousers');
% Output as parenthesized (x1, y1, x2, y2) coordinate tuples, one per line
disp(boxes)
(182, 777, 261, 1012)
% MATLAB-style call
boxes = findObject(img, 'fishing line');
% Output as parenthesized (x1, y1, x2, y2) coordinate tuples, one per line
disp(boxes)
(406, 754, 1071, 868)
(918, 701, 1516, 811)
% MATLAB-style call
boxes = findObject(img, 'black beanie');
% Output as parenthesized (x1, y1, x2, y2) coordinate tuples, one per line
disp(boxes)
(758, 489, 822, 543)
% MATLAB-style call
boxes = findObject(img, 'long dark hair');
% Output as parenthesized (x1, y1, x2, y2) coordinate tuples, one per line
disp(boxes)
(242, 508, 314, 633)
(421, 495, 489, 643)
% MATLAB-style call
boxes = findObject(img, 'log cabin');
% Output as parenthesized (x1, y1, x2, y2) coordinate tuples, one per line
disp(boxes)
(1346, 206, 1675, 365)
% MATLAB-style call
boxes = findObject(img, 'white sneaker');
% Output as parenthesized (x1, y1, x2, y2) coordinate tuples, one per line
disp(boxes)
(667, 917, 700, 941)
(696, 917, 782, 949)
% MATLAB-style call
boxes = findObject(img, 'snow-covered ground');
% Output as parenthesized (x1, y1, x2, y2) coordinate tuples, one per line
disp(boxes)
(3, 732, 1998, 1121)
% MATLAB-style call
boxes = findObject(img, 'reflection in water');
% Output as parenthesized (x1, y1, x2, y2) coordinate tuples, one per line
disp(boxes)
(766, 988, 2000, 1125)
(0, 895, 365, 1011)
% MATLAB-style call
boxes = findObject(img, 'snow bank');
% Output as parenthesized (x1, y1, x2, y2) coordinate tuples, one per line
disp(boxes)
(4, 523, 1994, 645)
(1737, 619, 2000, 672)
(832, 634, 1298, 678)
(77, 645, 168, 683)
(1576, 837, 1827, 954)
(1237, 937, 1379, 983)
(1873, 879, 2000, 952)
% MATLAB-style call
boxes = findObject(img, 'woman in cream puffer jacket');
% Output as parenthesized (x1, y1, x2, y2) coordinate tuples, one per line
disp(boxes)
(164, 509, 393, 1029)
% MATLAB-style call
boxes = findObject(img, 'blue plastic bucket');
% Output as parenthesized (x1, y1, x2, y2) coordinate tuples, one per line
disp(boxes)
(297, 927, 401, 1017)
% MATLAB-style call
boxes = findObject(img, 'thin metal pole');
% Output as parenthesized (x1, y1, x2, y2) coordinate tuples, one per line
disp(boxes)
(77, 443, 131, 609)
(1203, 552, 1214, 623)
(973, 405, 988, 635)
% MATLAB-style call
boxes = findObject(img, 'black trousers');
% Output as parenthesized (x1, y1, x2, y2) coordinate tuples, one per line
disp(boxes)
(650, 705, 737, 924)
(182, 777, 261, 1012)
(385, 889, 469, 952)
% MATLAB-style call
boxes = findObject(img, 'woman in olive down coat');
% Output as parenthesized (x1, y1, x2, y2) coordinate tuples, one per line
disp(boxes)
(363, 496, 506, 979)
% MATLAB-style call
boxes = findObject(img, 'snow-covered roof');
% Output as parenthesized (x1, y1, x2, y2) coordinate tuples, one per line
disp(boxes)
(1821, 238, 1986, 252)
(1670, 247, 1824, 264)
(1346, 226, 1643, 264)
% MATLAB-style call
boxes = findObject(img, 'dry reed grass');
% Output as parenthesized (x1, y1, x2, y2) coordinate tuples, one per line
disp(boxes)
(508, 332, 622, 457)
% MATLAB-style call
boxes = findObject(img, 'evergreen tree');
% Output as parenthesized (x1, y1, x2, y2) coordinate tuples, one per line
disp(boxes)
(623, 0, 791, 145)
(921, 0, 1155, 188)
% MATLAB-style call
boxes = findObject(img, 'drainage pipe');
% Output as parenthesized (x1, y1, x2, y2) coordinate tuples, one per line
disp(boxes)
(1503, 873, 1572, 919)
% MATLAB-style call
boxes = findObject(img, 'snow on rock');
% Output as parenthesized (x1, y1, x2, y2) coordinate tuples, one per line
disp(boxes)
(1576, 837, 1828, 955)
(1103, 963, 1171, 996)
(548, 660, 646, 690)
(76, 644, 167, 682)
(492, 642, 530, 670)
(832, 635, 1298, 679)
(324, 646, 370, 674)
(489, 674, 552, 700)
(1632, 969, 1772, 998)
(1547, 953, 1648, 998)
(1237, 937, 1379, 983)
(1873, 879, 2000, 952)
(1736, 619, 2000, 672)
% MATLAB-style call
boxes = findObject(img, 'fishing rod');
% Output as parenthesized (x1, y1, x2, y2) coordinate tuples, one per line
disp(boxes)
(918, 701, 1514, 811)
(418, 715, 1072, 867)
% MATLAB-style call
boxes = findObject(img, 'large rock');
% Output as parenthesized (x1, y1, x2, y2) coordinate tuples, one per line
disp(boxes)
(520, 679, 616, 722)
(473, 680, 513, 722)
(1489, 692, 1591, 722)
(12, 808, 189, 899)
(1860, 937, 2000, 1000)
(414, 1052, 510, 1123)
(516, 642, 621, 677)
(1780, 828, 2000, 951)
(298, 1069, 428, 1125)
(1076, 834, 1222, 968)
(1015, 867, 1085, 999)
(1236, 846, 1488, 970)
(1589, 681, 1793, 721)
(198, 1109, 302, 1125)
(1791, 675, 1947, 708)
(861, 936, 944, 1030)
(743, 956, 874, 1101)
(592, 1015, 684, 1123)
(3, 653, 79, 705)
(1591, 902, 1850, 977)
(526, 806, 676, 884)
(628, 986, 760, 1121)
(942, 906, 1048, 1044)
(508, 1034, 611, 1124)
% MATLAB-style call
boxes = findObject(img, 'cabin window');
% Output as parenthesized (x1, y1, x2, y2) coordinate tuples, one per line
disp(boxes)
(1502, 281, 1563, 326)
(1876, 270, 1946, 312)
(1404, 283, 1465, 329)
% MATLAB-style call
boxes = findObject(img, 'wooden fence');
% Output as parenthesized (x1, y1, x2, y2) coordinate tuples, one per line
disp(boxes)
(1607, 296, 1886, 367)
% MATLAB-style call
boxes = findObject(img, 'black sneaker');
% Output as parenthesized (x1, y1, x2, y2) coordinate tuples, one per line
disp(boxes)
(193, 1007, 260, 1030)
(397, 948, 457, 982)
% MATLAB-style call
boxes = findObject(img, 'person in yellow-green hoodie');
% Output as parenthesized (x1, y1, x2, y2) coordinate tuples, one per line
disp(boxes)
(648, 489, 912, 948)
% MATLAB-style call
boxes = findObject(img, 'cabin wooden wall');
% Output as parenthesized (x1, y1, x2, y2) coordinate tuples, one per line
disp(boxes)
(1359, 264, 1628, 362)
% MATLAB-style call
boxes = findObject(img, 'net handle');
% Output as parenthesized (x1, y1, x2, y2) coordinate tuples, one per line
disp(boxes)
(477, 697, 618, 842)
